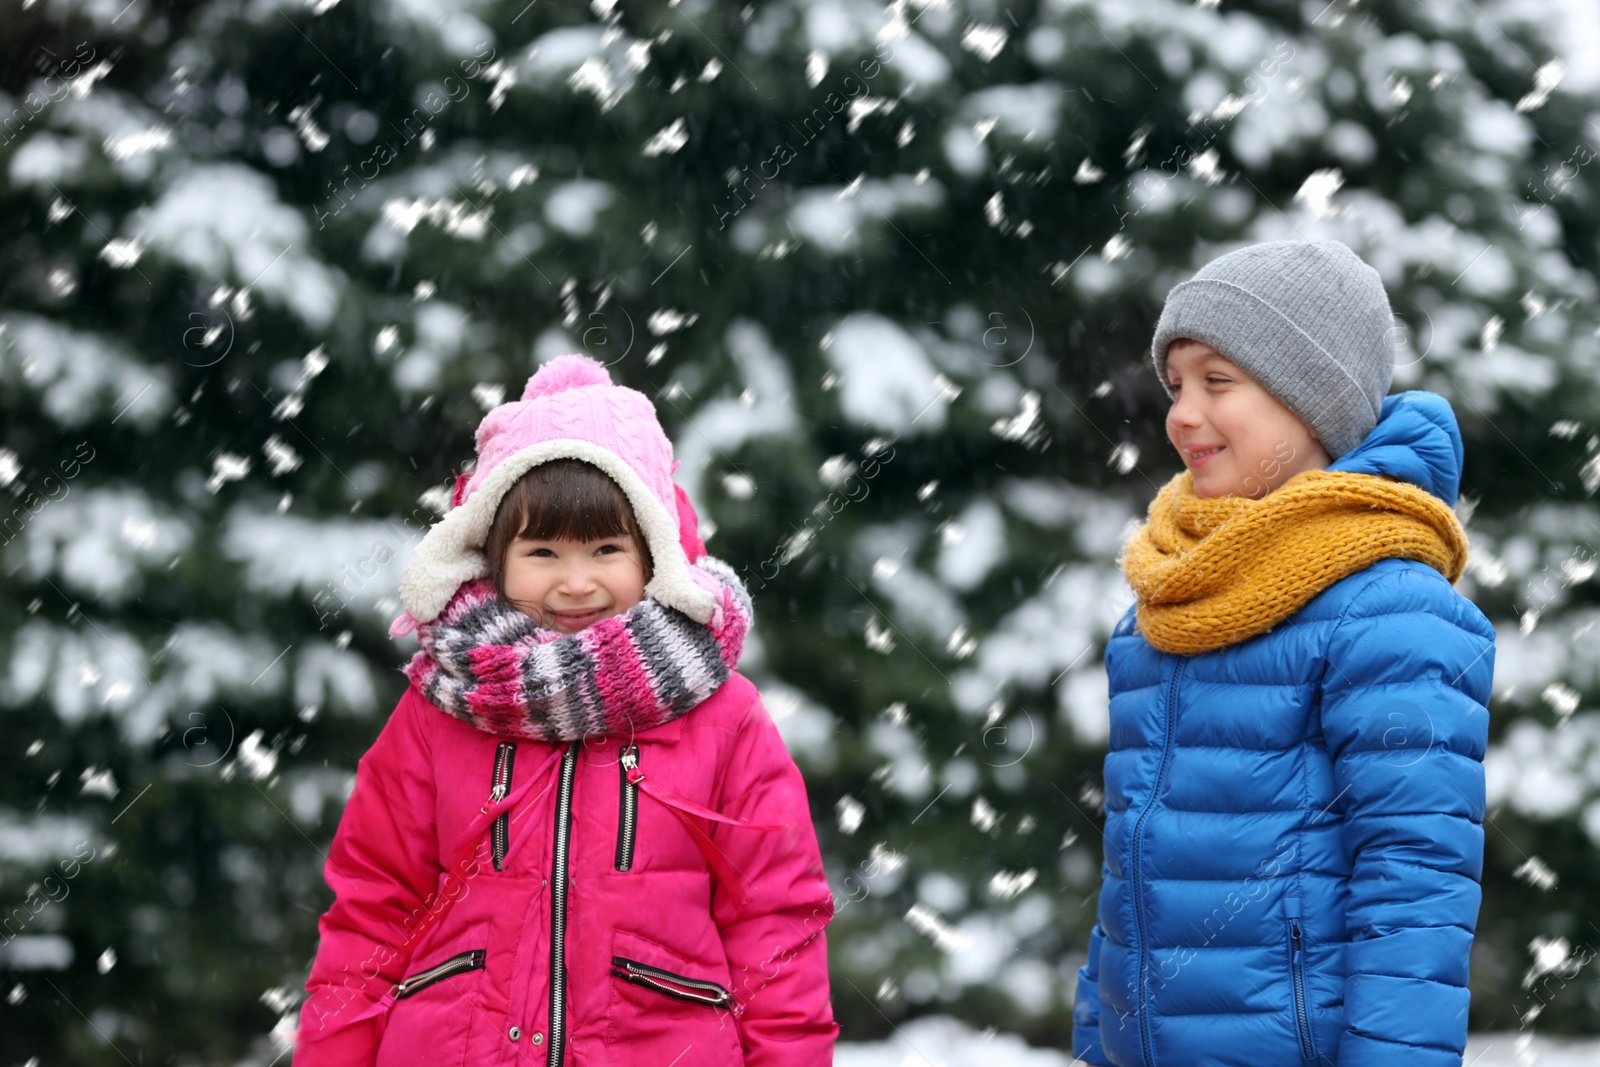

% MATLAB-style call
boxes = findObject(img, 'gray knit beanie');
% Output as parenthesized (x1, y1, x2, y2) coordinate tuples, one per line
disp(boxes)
(1150, 240, 1395, 459)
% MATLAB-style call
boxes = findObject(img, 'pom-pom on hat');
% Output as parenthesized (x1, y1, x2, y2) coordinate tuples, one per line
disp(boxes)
(395, 355, 718, 630)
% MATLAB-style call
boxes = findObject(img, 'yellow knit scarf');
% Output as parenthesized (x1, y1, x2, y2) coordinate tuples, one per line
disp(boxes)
(1118, 469, 1469, 656)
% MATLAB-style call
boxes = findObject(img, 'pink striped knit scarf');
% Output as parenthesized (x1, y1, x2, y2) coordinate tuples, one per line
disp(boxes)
(402, 556, 752, 741)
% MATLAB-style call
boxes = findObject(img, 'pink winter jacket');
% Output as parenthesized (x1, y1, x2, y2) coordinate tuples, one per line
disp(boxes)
(294, 673, 837, 1066)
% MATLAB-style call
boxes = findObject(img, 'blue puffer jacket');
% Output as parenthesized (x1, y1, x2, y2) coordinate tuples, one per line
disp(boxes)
(1071, 392, 1496, 1067)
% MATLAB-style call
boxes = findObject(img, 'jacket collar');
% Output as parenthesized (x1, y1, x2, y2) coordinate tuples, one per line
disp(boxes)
(1327, 390, 1464, 504)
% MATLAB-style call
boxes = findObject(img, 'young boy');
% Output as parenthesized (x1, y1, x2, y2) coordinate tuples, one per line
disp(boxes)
(1072, 240, 1496, 1067)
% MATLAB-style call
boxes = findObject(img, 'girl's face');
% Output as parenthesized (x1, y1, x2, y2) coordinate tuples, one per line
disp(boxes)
(501, 533, 647, 633)
(1164, 340, 1332, 500)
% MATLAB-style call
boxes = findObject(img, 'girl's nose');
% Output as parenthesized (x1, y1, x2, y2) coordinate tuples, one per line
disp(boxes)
(556, 562, 599, 595)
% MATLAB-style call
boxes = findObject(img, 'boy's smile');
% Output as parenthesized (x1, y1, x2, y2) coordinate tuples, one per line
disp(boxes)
(1163, 340, 1332, 499)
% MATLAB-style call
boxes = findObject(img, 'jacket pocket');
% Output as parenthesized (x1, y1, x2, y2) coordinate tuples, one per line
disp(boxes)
(1285, 900, 1318, 1062)
(611, 955, 732, 1009)
(616, 744, 640, 871)
(604, 921, 742, 1062)
(394, 948, 486, 999)
(377, 942, 485, 1067)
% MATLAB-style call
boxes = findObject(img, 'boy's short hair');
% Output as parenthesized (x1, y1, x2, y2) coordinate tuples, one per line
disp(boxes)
(1151, 239, 1395, 458)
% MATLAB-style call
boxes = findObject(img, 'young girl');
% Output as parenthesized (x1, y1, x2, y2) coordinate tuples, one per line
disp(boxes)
(1071, 240, 1496, 1067)
(294, 355, 838, 1065)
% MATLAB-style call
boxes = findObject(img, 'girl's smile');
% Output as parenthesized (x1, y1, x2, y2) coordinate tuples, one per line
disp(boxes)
(501, 534, 647, 633)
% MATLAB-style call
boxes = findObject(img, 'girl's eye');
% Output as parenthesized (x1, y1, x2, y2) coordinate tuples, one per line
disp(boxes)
(596, 543, 622, 555)
(1205, 376, 1231, 386)
(527, 546, 555, 558)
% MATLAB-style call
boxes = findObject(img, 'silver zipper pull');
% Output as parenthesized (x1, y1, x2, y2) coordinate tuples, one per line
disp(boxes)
(621, 744, 639, 772)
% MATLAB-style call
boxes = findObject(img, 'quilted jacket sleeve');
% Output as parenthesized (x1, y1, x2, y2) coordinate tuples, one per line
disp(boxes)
(1071, 918, 1115, 1066)
(295, 689, 442, 1066)
(1320, 564, 1495, 1067)
(709, 690, 839, 1067)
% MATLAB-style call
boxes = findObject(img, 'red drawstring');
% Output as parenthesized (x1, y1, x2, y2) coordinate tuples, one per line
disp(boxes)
(298, 746, 564, 1044)
(626, 767, 785, 907)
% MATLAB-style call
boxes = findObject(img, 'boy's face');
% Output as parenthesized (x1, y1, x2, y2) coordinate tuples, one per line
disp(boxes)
(501, 534, 647, 633)
(1163, 340, 1332, 500)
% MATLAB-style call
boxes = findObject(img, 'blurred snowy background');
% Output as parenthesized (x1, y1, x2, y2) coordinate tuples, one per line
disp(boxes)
(2, 0, 1599, 1063)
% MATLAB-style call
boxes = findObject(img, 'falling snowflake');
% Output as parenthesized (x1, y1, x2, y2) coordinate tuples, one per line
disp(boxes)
(471, 383, 505, 411)
(79, 766, 119, 798)
(1188, 148, 1224, 185)
(869, 842, 905, 874)
(992, 390, 1043, 445)
(1073, 158, 1104, 184)
(984, 192, 1006, 229)
(1480, 315, 1504, 352)
(287, 103, 329, 152)
(836, 795, 865, 834)
(971, 796, 1001, 833)
(642, 117, 689, 157)
(780, 526, 815, 565)
(1295, 168, 1344, 219)
(570, 58, 623, 111)
(99, 238, 145, 268)
(102, 127, 174, 161)
(262, 435, 302, 476)
(647, 309, 699, 335)
(418, 484, 452, 515)
(234, 730, 279, 782)
(988, 868, 1038, 900)
(806, 50, 828, 88)
(1541, 683, 1580, 720)
(1513, 856, 1558, 891)
(205, 452, 252, 494)
(818, 455, 857, 488)
(1522, 936, 1577, 989)
(905, 903, 970, 953)
(960, 23, 1008, 62)
(1515, 59, 1565, 113)
(865, 615, 896, 653)
(1107, 441, 1145, 476)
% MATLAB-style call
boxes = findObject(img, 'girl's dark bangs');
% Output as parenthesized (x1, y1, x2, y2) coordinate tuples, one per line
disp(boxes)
(513, 470, 632, 543)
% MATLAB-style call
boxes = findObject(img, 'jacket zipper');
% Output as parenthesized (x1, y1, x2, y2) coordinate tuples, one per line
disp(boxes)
(491, 741, 516, 871)
(615, 744, 639, 872)
(547, 741, 579, 1065)
(610, 955, 733, 1009)
(1287, 905, 1316, 1060)
(392, 948, 485, 999)
(1132, 660, 1183, 1067)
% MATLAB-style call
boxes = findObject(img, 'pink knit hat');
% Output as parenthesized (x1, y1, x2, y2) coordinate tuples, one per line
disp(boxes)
(394, 355, 719, 630)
